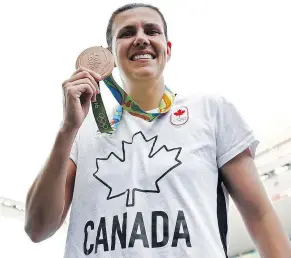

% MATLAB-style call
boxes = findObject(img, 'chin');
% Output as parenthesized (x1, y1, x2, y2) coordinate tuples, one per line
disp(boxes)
(131, 67, 158, 80)
(133, 72, 156, 81)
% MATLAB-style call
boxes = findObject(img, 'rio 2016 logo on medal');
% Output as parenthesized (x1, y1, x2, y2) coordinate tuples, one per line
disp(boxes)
(87, 53, 102, 70)
(170, 106, 189, 126)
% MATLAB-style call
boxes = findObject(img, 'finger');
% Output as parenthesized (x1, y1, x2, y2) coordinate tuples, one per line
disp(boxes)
(66, 83, 94, 101)
(70, 78, 97, 101)
(66, 70, 99, 92)
(76, 83, 95, 103)
(63, 78, 97, 102)
(72, 66, 102, 81)
(75, 83, 97, 102)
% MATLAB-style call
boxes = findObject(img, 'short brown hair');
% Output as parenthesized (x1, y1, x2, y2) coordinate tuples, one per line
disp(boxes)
(106, 3, 168, 48)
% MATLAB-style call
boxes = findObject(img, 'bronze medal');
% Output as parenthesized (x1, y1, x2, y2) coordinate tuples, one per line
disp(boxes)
(75, 46, 114, 80)
(75, 46, 115, 133)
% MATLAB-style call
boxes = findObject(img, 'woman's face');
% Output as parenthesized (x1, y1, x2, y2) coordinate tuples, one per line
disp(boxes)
(111, 7, 171, 83)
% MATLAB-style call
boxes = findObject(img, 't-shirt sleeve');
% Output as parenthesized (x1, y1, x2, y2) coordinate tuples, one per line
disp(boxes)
(216, 96, 259, 168)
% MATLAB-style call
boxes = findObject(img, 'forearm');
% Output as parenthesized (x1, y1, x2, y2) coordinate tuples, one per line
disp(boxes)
(25, 126, 78, 241)
(247, 208, 291, 258)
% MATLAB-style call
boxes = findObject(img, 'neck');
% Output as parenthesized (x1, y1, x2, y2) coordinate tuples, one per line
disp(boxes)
(123, 77, 165, 111)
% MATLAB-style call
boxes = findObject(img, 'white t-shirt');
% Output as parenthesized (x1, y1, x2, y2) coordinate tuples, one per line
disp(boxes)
(64, 94, 259, 258)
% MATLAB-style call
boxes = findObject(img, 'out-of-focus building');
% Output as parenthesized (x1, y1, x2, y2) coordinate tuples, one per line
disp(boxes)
(229, 127, 291, 257)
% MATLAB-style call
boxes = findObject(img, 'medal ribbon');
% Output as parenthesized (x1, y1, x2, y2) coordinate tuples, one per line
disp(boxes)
(91, 74, 175, 133)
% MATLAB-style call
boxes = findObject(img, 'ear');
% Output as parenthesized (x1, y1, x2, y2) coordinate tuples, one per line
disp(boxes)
(166, 41, 172, 62)
(107, 46, 117, 67)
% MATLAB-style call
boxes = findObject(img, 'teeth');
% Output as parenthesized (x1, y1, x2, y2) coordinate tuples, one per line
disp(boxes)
(132, 54, 153, 61)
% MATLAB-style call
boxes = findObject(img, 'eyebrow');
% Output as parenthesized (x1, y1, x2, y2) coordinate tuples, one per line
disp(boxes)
(144, 23, 162, 29)
(118, 25, 136, 32)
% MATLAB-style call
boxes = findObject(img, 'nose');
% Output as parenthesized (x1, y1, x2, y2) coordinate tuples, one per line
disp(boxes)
(133, 30, 150, 48)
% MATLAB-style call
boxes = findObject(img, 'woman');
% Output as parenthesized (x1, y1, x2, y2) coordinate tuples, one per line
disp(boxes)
(25, 3, 291, 258)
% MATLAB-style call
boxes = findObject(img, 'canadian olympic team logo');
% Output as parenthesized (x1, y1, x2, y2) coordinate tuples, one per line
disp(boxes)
(170, 106, 189, 126)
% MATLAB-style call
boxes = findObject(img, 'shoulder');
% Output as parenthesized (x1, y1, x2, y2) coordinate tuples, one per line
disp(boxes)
(174, 92, 228, 113)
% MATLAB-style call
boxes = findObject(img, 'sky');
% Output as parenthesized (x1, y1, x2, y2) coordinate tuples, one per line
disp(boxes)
(1, 0, 291, 205)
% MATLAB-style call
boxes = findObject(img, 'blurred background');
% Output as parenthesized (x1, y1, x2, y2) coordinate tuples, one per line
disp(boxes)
(1, 0, 291, 257)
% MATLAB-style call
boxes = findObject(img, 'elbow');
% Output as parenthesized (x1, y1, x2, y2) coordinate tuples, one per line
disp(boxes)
(24, 215, 56, 243)
(24, 205, 63, 243)
(24, 223, 44, 243)
(24, 222, 56, 243)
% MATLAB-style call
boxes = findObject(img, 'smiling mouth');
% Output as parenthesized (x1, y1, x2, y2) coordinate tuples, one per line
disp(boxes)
(130, 53, 156, 61)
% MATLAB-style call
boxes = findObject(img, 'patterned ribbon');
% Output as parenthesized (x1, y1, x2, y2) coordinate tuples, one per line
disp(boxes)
(91, 73, 175, 133)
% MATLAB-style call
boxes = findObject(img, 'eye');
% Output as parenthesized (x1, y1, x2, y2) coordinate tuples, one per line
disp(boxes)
(120, 30, 135, 38)
(147, 30, 160, 36)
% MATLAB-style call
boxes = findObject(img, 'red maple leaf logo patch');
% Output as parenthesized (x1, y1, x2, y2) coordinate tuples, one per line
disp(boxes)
(174, 109, 185, 117)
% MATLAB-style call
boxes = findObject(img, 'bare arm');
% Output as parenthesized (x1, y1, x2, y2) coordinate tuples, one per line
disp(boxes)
(24, 67, 101, 243)
(24, 127, 77, 242)
(221, 149, 291, 257)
